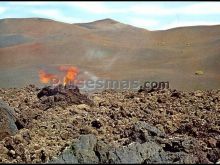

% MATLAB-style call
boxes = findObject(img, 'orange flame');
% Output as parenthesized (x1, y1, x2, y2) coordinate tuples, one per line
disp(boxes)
(39, 70, 58, 84)
(38, 66, 79, 86)
(59, 66, 78, 86)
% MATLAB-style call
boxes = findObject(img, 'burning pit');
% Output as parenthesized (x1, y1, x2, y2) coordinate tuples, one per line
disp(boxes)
(37, 65, 93, 110)
(37, 84, 94, 110)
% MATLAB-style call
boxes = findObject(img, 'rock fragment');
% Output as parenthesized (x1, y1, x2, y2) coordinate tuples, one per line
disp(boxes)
(0, 99, 18, 140)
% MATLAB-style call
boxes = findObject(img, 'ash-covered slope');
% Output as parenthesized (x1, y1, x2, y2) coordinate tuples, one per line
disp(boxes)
(0, 18, 220, 90)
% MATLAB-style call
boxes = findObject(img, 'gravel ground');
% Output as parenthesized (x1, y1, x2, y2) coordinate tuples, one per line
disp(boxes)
(0, 85, 220, 163)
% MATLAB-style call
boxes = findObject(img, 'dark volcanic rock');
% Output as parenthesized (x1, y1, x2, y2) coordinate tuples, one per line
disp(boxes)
(91, 120, 102, 129)
(0, 99, 18, 140)
(73, 134, 97, 151)
(71, 134, 99, 163)
(138, 85, 159, 93)
(129, 121, 166, 143)
(37, 85, 94, 110)
(171, 90, 182, 98)
(49, 134, 99, 164)
(49, 149, 78, 164)
(49, 134, 171, 164)
(108, 141, 165, 164)
(134, 121, 165, 137)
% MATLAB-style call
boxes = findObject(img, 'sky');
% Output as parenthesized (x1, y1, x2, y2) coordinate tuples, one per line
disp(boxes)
(1, 1, 220, 30)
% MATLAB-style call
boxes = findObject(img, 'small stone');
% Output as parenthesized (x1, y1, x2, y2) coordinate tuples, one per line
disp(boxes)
(14, 134, 24, 144)
(34, 144, 41, 150)
(195, 91, 203, 97)
(91, 120, 102, 129)
(157, 97, 166, 103)
(143, 108, 152, 114)
(9, 150, 15, 155)
(60, 131, 70, 140)
(0, 144, 8, 154)
(134, 97, 140, 103)
(77, 104, 90, 111)
(207, 138, 217, 148)
(16, 156, 22, 162)
(171, 91, 181, 98)
(15, 143, 25, 156)
(93, 96, 104, 103)
(21, 129, 31, 143)
(24, 98, 29, 103)
(80, 126, 93, 134)
(4, 136, 14, 149)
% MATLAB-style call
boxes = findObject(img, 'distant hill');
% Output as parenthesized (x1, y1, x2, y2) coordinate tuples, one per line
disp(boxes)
(0, 18, 220, 90)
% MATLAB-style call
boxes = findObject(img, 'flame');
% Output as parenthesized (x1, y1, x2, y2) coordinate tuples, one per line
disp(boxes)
(39, 70, 57, 84)
(59, 66, 78, 86)
(38, 66, 79, 86)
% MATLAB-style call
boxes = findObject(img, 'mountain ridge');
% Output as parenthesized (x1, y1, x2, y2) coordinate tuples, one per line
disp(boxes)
(1, 17, 220, 31)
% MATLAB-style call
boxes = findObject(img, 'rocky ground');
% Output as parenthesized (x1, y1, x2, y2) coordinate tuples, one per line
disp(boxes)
(0, 84, 220, 164)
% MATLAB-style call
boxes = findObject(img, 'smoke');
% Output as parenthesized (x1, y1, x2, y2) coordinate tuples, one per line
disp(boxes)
(103, 55, 118, 71)
(77, 70, 100, 93)
(83, 70, 98, 81)
(86, 49, 107, 60)
(85, 48, 120, 71)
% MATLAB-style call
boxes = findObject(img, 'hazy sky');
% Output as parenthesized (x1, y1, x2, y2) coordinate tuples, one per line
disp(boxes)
(1, 1, 220, 30)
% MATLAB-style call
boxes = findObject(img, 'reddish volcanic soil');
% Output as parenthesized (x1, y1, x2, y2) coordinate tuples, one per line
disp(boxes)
(0, 18, 220, 90)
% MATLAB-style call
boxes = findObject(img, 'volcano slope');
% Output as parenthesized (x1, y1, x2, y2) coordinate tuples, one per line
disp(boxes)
(0, 18, 220, 90)
(0, 85, 219, 163)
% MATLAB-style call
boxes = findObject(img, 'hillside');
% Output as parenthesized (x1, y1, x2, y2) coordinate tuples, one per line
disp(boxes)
(0, 18, 220, 90)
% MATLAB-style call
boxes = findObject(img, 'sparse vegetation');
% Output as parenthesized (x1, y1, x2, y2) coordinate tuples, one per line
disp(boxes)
(195, 70, 204, 75)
